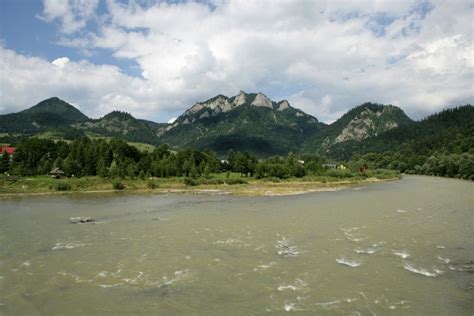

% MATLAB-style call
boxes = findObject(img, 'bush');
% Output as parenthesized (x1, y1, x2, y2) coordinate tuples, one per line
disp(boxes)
(183, 177, 198, 186)
(147, 180, 159, 189)
(325, 169, 355, 178)
(225, 178, 248, 185)
(54, 181, 71, 191)
(199, 178, 224, 185)
(112, 181, 125, 190)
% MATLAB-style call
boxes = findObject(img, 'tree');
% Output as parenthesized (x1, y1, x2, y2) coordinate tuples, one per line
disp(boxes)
(0, 151, 10, 174)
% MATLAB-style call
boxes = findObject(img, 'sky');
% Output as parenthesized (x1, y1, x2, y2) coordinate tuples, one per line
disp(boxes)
(0, 0, 472, 123)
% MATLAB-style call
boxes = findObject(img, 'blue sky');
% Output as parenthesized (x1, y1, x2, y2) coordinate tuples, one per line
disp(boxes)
(0, 0, 472, 123)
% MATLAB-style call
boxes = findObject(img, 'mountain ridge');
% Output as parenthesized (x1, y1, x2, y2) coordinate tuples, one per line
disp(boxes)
(1, 94, 470, 159)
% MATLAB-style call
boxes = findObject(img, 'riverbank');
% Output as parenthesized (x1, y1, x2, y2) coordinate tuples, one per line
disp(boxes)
(0, 171, 401, 197)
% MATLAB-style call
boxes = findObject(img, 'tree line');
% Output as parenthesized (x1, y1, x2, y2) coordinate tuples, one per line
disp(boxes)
(1, 136, 472, 180)
(1, 137, 327, 179)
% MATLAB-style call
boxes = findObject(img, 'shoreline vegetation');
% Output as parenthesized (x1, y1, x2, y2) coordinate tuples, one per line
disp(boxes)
(0, 172, 401, 198)
(0, 137, 404, 198)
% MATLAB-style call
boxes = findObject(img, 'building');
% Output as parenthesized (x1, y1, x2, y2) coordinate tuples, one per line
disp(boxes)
(50, 167, 65, 179)
(0, 146, 16, 156)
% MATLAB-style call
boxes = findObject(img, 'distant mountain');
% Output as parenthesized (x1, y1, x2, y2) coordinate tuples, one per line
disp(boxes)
(158, 91, 323, 156)
(326, 105, 474, 160)
(302, 102, 413, 153)
(73, 111, 160, 145)
(0, 97, 88, 133)
(1, 95, 471, 160)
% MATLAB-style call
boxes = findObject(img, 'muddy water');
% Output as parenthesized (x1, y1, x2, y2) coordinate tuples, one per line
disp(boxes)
(1, 175, 473, 315)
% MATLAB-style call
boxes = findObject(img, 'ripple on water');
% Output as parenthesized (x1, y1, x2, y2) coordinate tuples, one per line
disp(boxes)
(402, 262, 442, 277)
(253, 261, 276, 272)
(354, 248, 377, 255)
(340, 227, 366, 242)
(437, 256, 450, 264)
(52, 242, 90, 250)
(392, 249, 410, 259)
(275, 238, 300, 257)
(336, 258, 362, 268)
(277, 278, 307, 292)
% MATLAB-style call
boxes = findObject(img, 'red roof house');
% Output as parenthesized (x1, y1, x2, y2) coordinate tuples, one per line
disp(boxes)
(0, 147, 16, 156)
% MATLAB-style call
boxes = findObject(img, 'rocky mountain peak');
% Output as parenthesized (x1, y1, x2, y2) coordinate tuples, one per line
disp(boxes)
(233, 90, 247, 106)
(251, 93, 273, 108)
(333, 104, 411, 144)
(277, 100, 290, 111)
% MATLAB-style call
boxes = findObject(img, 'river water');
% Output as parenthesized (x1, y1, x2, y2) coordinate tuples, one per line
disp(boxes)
(1, 175, 473, 315)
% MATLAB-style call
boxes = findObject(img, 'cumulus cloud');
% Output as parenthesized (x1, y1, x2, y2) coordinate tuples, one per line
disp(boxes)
(40, 0, 100, 34)
(1, 0, 472, 123)
(0, 45, 157, 118)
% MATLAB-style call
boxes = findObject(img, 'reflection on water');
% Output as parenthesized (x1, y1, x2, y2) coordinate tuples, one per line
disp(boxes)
(0, 175, 473, 315)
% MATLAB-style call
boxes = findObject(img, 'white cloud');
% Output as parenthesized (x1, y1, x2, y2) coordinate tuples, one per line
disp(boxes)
(0, 45, 159, 119)
(52, 57, 70, 68)
(40, 0, 100, 34)
(1, 0, 472, 123)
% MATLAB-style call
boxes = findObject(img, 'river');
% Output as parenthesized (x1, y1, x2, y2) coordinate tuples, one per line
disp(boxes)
(1, 175, 473, 315)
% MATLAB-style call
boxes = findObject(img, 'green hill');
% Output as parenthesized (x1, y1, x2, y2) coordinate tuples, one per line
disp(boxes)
(0, 97, 88, 134)
(73, 111, 160, 145)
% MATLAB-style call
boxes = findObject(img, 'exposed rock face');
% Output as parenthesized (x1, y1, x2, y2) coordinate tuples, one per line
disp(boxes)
(251, 93, 273, 108)
(334, 107, 400, 143)
(277, 100, 290, 111)
(169, 91, 299, 131)
(233, 91, 247, 106)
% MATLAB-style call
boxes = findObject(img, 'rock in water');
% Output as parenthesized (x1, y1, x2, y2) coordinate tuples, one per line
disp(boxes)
(70, 217, 94, 224)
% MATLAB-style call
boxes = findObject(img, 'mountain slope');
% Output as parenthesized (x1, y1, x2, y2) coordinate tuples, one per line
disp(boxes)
(73, 111, 160, 145)
(0, 97, 88, 133)
(302, 103, 413, 153)
(327, 105, 474, 160)
(159, 91, 323, 156)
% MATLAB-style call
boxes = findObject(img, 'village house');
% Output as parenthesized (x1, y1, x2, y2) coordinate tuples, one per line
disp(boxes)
(0, 146, 16, 157)
(50, 167, 65, 179)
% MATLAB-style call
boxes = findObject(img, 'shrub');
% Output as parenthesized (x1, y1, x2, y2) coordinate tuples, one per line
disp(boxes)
(54, 181, 71, 191)
(325, 169, 355, 178)
(147, 180, 159, 189)
(199, 178, 224, 185)
(225, 178, 248, 185)
(112, 181, 125, 190)
(266, 177, 281, 183)
(183, 177, 198, 186)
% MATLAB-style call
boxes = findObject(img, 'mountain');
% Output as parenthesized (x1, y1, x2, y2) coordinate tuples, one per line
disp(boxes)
(158, 91, 323, 156)
(302, 102, 413, 153)
(327, 105, 474, 160)
(72, 111, 160, 145)
(1, 95, 471, 161)
(0, 97, 88, 133)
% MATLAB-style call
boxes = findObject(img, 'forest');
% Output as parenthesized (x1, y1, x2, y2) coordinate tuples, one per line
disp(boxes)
(1, 136, 473, 182)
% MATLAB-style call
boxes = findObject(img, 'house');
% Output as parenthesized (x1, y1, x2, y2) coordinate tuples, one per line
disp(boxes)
(50, 167, 65, 179)
(0, 146, 16, 156)
(322, 163, 337, 169)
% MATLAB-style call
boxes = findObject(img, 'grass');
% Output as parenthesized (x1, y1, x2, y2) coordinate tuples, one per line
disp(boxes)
(30, 132, 157, 152)
(33, 132, 73, 143)
(0, 169, 401, 197)
(86, 132, 157, 152)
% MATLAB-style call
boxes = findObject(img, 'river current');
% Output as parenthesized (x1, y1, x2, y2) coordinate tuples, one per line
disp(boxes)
(1, 175, 473, 315)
